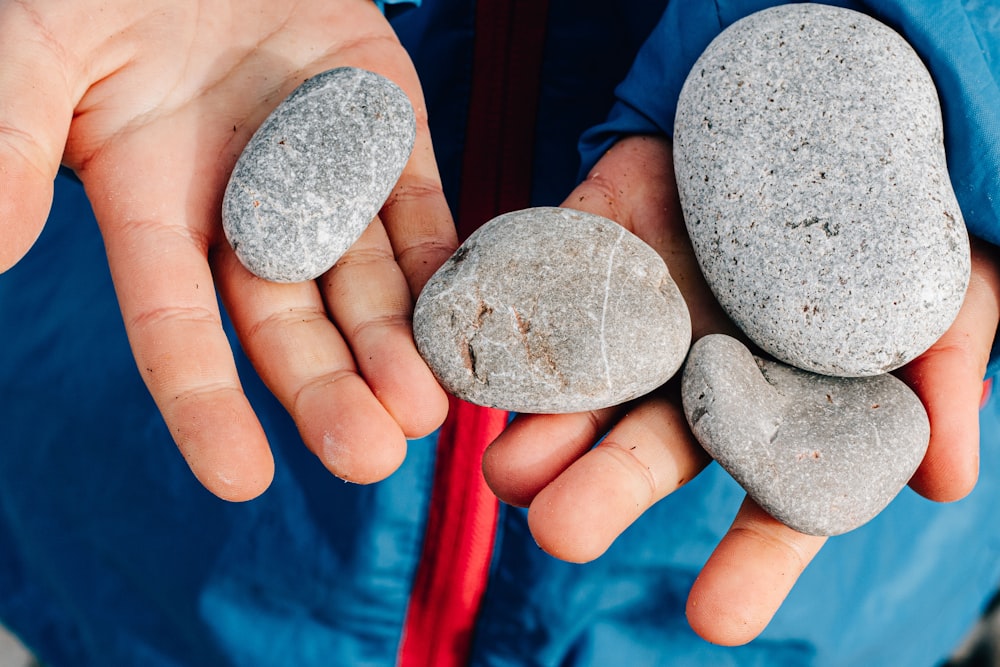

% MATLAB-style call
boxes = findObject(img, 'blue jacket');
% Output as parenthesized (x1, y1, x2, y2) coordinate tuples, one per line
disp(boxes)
(1, 1, 998, 665)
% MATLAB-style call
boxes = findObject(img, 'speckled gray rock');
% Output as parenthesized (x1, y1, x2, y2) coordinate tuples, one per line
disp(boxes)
(682, 334, 929, 535)
(223, 67, 415, 282)
(674, 5, 970, 376)
(413, 207, 692, 413)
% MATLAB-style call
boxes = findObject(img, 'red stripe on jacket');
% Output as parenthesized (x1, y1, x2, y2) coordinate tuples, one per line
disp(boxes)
(397, 0, 550, 665)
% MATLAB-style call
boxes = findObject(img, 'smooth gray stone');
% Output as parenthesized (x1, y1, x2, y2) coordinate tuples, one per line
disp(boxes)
(413, 207, 692, 413)
(674, 4, 970, 377)
(223, 67, 415, 282)
(681, 334, 929, 536)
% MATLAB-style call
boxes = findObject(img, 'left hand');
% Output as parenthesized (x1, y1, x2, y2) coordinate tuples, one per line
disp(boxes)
(481, 134, 1000, 645)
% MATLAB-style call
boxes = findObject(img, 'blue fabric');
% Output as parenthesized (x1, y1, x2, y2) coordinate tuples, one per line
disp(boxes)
(1, 1, 1000, 666)
(374, 0, 420, 13)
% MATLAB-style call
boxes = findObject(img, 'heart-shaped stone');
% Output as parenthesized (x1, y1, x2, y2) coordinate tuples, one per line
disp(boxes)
(681, 334, 929, 536)
(673, 4, 969, 376)
(223, 67, 415, 282)
(414, 207, 692, 413)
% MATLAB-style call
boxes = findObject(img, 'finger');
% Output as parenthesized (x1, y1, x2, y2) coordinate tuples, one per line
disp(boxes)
(213, 241, 411, 484)
(897, 241, 1000, 501)
(482, 407, 621, 508)
(320, 217, 449, 439)
(526, 394, 711, 563)
(368, 47, 459, 295)
(103, 214, 275, 500)
(686, 498, 826, 646)
(80, 109, 278, 500)
(563, 135, 737, 340)
(0, 5, 79, 269)
(381, 142, 459, 295)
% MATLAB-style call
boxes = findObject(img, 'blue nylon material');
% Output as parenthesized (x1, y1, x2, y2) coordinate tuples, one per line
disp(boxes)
(373, 0, 420, 12)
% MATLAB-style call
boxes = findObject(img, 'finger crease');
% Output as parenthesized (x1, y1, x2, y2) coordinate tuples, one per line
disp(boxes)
(292, 369, 358, 415)
(245, 306, 328, 340)
(332, 246, 397, 270)
(169, 381, 242, 406)
(350, 312, 412, 340)
(596, 439, 658, 507)
(394, 238, 459, 265)
(1, 120, 60, 177)
(382, 178, 446, 213)
(129, 304, 220, 331)
(728, 524, 812, 572)
(115, 218, 214, 255)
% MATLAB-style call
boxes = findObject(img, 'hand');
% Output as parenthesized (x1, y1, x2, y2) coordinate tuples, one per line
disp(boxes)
(482, 134, 1000, 645)
(0, 0, 454, 500)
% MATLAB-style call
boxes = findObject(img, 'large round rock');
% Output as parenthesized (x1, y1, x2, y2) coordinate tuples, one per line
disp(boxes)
(414, 207, 692, 413)
(673, 5, 969, 376)
(223, 67, 415, 282)
(681, 334, 929, 536)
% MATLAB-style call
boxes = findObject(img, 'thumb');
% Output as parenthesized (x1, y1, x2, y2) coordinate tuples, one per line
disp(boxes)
(0, 9, 76, 270)
(0, 156, 57, 271)
(563, 135, 677, 241)
(565, 134, 735, 340)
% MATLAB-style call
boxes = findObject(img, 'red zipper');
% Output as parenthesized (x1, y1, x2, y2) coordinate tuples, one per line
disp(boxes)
(397, 397, 508, 667)
(397, 1, 550, 665)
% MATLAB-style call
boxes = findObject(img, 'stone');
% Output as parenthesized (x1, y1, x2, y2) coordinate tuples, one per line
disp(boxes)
(673, 4, 970, 377)
(222, 67, 415, 282)
(681, 334, 929, 536)
(413, 207, 692, 413)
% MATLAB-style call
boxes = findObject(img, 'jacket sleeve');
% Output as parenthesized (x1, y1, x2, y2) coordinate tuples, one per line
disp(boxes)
(374, 0, 419, 12)
(578, 0, 1000, 376)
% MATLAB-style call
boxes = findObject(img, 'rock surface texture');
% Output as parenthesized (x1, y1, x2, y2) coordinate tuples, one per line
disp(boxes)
(681, 334, 929, 536)
(673, 4, 970, 377)
(223, 67, 415, 282)
(413, 207, 692, 413)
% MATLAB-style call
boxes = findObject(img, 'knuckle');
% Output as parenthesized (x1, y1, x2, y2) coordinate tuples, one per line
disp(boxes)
(576, 170, 625, 222)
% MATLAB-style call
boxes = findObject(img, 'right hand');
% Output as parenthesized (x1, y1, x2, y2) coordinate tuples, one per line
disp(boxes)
(482, 134, 1000, 645)
(0, 0, 455, 500)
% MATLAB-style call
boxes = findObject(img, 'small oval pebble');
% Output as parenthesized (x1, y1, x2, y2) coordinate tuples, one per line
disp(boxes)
(413, 207, 692, 413)
(673, 5, 970, 376)
(223, 67, 415, 282)
(681, 334, 929, 536)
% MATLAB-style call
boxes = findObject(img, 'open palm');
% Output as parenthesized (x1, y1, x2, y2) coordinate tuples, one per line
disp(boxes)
(0, 0, 455, 500)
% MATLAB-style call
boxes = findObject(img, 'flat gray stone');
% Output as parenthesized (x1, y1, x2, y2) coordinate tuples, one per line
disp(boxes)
(223, 67, 415, 282)
(674, 4, 970, 376)
(413, 207, 692, 413)
(681, 334, 929, 536)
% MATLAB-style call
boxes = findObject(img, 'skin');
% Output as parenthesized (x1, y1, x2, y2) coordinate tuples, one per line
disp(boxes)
(1, 0, 997, 648)
(0, 0, 455, 498)
(483, 134, 1000, 645)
